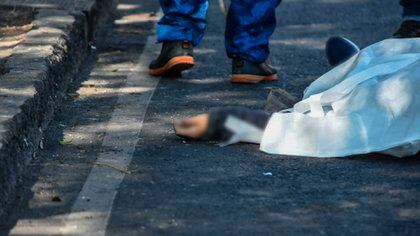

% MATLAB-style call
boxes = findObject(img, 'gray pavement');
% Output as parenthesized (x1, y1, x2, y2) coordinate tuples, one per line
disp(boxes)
(2, 0, 420, 235)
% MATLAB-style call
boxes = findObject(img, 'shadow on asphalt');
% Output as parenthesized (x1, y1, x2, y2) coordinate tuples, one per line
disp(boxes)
(0, 0, 159, 232)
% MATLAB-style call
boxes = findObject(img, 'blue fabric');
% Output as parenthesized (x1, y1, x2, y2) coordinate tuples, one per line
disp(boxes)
(400, 0, 420, 7)
(402, 5, 420, 18)
(400, 0, 420, 17)
(157, 0, 281, 64)
(157, 0, 209, 46)
(225, 0, 281, 63)
(325, 37, 360, 67)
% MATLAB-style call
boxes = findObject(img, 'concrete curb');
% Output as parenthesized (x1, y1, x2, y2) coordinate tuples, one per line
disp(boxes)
(0, 0, 114, 217)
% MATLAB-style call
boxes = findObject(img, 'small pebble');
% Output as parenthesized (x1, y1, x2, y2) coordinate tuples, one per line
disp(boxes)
(52, 196, 62, 202)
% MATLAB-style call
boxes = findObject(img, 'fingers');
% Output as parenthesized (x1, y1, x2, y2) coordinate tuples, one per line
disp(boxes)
(174, 114, 209, 139)
(174, 122, 201, 139)
(177, 116, 200, 128)
(175, 126, 201, 139)
(174, 118, 202, 139)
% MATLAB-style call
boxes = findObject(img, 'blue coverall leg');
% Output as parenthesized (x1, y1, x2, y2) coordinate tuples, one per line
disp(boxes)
(157, 0, 281, 64)
(157, 0, 209, 46)
(400, 0, 420, 20)
(225, 0, 282, 64)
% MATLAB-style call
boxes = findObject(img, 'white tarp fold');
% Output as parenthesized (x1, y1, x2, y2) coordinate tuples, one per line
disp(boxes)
(260, 38, 420, 158)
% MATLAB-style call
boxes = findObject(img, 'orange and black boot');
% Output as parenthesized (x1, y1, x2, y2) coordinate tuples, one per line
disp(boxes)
(149, 41, 195, 77)
(231, 58, 278, 84)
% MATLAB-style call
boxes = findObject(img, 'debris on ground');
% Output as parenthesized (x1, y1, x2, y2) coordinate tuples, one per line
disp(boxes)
(51, 195, 62, 202)
(264, 88, 299, 113)
(59, 138, 73, 146)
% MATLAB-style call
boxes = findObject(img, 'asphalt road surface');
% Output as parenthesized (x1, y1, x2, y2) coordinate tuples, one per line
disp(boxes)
(2, 0, 420, 235)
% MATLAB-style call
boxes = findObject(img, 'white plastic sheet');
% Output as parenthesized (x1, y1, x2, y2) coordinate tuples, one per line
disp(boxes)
(260, 38, 420, 158)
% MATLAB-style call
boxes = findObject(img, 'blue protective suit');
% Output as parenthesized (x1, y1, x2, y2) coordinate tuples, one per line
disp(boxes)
(157, 0, 282, 64)
(401, 0, 420, 19)
(157, 0, 420, 64)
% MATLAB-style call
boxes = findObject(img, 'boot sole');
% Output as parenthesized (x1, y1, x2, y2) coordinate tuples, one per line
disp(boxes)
(231, 74, 278, 84)
(149, 56, 195, 77)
